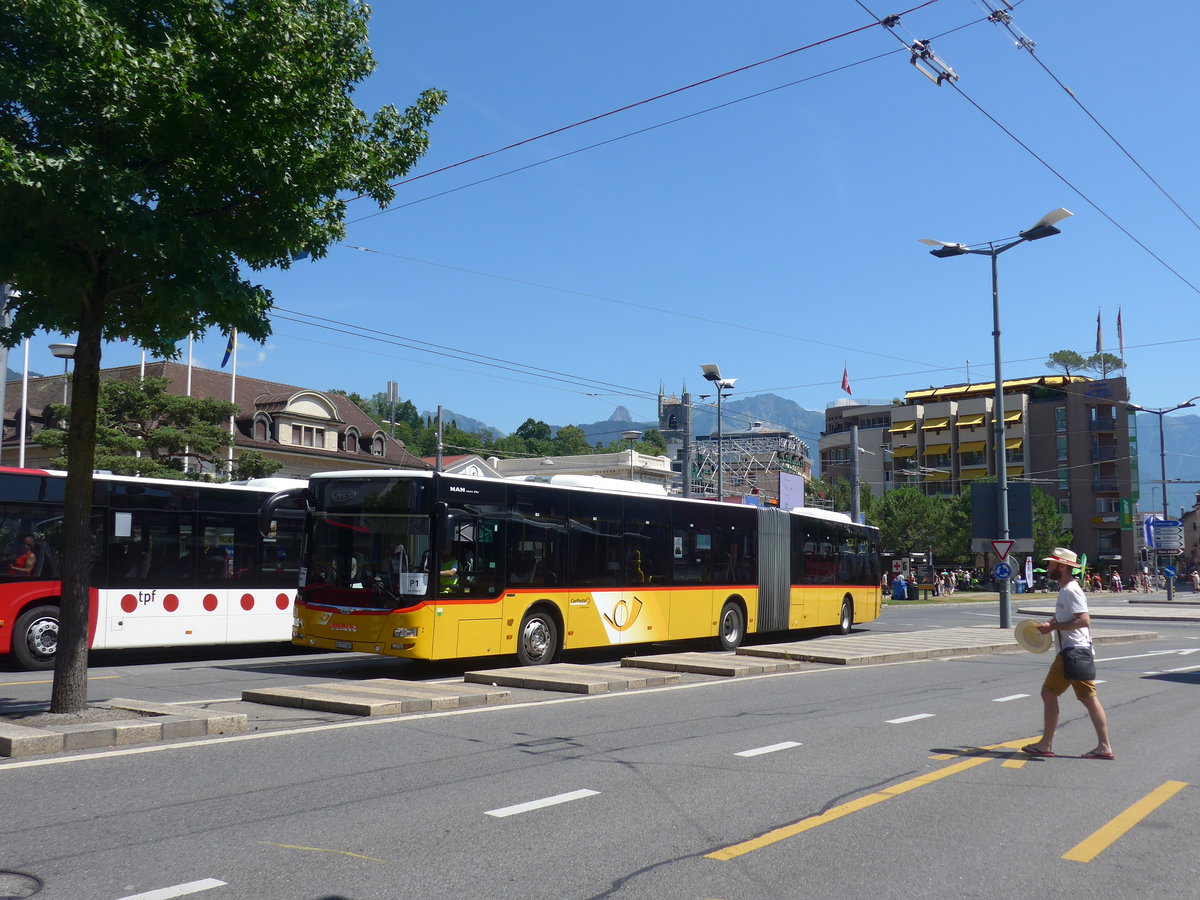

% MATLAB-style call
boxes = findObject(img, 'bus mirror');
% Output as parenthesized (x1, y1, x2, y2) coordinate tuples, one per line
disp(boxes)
(435, 502, 452, 547)
(259, 487, 313, 537)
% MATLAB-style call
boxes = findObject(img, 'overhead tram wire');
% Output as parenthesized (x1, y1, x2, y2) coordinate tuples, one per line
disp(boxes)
(270, 307, 664, 404)
(344, 0, 950, 206)
(977, 0, 1200, 234)
(347, 9, 993, 229)
(854, 0, 1200, 297)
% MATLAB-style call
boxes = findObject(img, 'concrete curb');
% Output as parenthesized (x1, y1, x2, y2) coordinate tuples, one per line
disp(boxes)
(0, 698, 247, 759)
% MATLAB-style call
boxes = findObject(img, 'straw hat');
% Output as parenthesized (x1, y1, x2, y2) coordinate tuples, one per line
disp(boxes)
(1014, 619, 1052, 654)
(1042, 547, 1079, 567)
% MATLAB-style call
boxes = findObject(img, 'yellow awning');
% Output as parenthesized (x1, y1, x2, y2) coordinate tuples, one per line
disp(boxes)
(959, 467, 988, 479)
(925, 471, 950, 482)
(1007, 465, 1024, 476)
(1004, 410, 1022, 423)
(957, 414, 985, 427)
(921, 417, 950, 430)
(958, 441, 986, 453)
(1005, 437, 1023, 450)
(891, 445, 917, 458)
(924, 443, 951, 456)
(888, 421, 916, 433)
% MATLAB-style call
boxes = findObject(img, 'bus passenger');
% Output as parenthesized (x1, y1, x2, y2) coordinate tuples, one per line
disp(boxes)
(8, 535, 36, 575)
(439, 549, 459, 593)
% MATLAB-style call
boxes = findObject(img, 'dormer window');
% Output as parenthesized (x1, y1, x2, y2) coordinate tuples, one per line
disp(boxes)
(373, 433, 385, 456)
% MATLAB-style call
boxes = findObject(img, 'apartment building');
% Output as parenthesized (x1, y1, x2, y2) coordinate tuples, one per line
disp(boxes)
(820, 375, 1137, 568)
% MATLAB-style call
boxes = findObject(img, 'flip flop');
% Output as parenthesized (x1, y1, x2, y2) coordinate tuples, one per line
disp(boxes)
(1081, 750, 1116, 760)
(1021, 744, 1056, 757)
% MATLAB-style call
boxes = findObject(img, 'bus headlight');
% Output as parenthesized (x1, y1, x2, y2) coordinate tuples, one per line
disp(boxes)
(393, 627, 418, 638)
(293, 617, 302, 628)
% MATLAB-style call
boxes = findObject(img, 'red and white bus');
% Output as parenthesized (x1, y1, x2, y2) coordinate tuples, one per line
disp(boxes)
(0, 467, 305, 670)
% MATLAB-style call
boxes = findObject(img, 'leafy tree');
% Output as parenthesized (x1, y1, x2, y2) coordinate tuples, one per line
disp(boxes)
(1031, 484, 1071, 562)
(37, 376, 237, 477)
(1084, 352, 1125, 378)
(231, 450, 284, 482)
(0, 1, 444, 711)
(553, 424, 591, 456)
(1045, 350, 1087, 377)
(872, 487, 949, 556)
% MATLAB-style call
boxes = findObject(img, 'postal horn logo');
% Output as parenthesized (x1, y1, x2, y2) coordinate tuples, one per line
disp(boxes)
(602, 596, 644, 632)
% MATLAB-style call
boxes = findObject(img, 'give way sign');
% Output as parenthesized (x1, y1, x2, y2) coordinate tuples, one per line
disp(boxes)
(991, 540, 1014, 561)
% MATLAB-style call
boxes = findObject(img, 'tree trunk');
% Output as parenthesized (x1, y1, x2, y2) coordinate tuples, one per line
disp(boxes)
(49, 292, 104, 713)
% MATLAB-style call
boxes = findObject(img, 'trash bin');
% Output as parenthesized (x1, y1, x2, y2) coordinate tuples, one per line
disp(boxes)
(906, 580, 918, 602)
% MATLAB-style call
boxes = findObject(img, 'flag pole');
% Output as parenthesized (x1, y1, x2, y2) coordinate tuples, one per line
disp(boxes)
(227, 330, 237, 476)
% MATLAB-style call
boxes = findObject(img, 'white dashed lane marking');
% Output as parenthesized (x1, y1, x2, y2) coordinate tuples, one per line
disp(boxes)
(735, 741, 802, 758)
(886, 713, 935, 724)
(993, 693, 1030, 702)
(485, 789, 599, 818)
(114, 878, 226, 900)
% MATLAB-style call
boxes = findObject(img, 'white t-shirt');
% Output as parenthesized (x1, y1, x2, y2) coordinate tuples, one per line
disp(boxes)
(1054, 579, 1091, 650)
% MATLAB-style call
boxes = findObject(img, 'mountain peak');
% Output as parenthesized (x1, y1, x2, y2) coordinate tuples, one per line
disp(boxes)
(607, 406, 633, 423)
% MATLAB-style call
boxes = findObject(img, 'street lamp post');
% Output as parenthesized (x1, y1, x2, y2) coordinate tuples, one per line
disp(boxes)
(1126, 397, 1200, 600)
(49, 342, 77, 407)
(701, 365, 736, 502)
(622, 429, 642, 482)
(921, 208, 1073, 629)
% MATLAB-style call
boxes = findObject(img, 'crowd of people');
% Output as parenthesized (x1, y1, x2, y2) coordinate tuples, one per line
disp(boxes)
(886, 564, 1200, 599)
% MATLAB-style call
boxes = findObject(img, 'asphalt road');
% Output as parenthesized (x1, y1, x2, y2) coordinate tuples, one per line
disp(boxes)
(2, 602, 1198, 899)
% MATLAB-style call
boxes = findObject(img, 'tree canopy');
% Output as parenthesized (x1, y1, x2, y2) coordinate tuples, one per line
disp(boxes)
(0, 0, 444, 711)
(37, 375, 239, 478)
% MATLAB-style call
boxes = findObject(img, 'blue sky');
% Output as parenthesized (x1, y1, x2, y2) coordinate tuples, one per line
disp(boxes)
(27, 1, 1200, 437)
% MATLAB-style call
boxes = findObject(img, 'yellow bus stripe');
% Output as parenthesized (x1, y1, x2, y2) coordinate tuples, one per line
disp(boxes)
(1062, 781, 1188, 863)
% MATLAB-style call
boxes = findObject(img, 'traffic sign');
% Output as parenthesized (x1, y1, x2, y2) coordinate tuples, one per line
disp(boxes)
(991, 540, 1014, 561)
(1152, 523, 1185, 550)
(1164, 565, 1177, 578)
(993, 562, 1013, 581)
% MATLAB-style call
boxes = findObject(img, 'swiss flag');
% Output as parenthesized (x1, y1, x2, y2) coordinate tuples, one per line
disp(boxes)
(840, 366, 852, 396)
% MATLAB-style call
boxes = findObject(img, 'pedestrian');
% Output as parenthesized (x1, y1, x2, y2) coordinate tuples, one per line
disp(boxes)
(1191, 569, 1199, 594)
(1022, 547, 1115, 760)
(1110, 571, 1121, 593)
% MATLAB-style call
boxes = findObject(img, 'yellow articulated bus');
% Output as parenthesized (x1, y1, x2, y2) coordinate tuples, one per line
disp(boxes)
(266, 470, 881, 665)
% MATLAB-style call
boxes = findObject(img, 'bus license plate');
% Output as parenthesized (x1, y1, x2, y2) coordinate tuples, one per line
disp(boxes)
(335, 641, 353, 650)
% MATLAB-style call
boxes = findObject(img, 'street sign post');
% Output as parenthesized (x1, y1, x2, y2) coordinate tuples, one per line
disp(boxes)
(991, 540, 1014, 561)
(993, 562, 1013, 582)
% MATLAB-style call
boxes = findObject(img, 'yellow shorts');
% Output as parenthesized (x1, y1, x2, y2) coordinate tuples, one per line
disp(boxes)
(1042, 653, 1097, 700)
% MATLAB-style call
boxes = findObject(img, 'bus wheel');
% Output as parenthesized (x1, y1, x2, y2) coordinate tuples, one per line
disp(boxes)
(13, 604, 59, 671)
(717, 601, 744, 651)
(833, 597, 853, 636)
(516, 608, 559, 666)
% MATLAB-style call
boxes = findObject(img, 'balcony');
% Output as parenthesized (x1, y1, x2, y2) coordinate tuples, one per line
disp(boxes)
(1092, 480, 1119, 493)
(1090, 416, 1117, 432)
(1091, 446, 1118, 462)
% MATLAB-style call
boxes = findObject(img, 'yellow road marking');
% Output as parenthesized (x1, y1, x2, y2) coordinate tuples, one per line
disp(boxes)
(0, 675, 120, 687)
(259, 842, 388, 863)
(1002, 758, 1027, 769)
(1062, 781, 1188, 863)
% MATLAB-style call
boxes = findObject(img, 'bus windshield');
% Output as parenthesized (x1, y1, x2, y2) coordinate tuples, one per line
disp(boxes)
(305, 477, 431, 609)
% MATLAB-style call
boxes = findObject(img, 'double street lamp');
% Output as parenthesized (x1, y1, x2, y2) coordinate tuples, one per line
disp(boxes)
(1127, 397, 1200, 599)
(701, 364, 736, 501)
(921, 208, 1073, 629)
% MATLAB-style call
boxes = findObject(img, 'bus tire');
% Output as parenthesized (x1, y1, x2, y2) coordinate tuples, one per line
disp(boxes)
(716, 601, 744, 651)
(833, 596, 853, 635)
(516, 607, 560, 666)
(13, 604, 59, 671)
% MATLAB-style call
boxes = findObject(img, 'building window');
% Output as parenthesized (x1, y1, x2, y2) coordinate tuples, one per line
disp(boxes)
(1056, 435, 1068, 461)
(346, 431, 357, 453)
(373, 435, 385, 456)
(291, 425, 325, 449)
(1057, 498, 1071, 515)
(1058, 466, 1069, 490)
(254, 418, 268, 441)
(1055, 407, 1067, 432)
